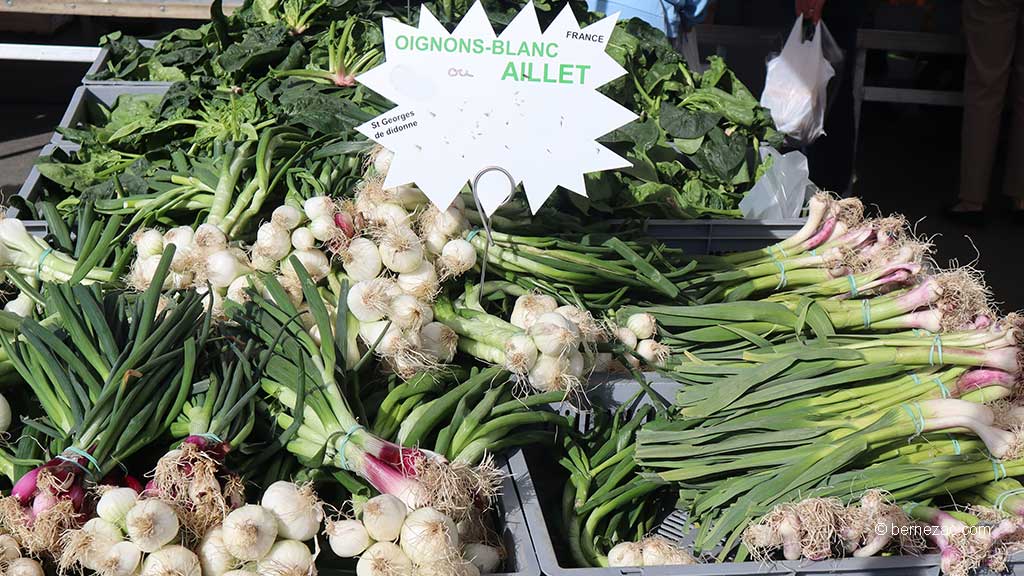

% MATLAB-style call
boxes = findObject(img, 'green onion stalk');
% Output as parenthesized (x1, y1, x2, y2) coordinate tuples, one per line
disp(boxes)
(154, 339, 263, 536)
(556, 393, 668, 568)
(387, 367, 573, 466)
(465, 230, 689, 308)
(0, 248, 209, 554)
(272, 17, 382, 86)
(624, 268, 998, 354)
(229, 260, 504, 520)
(676, 398, 1022, 559)
(962, 478, 1024, 518)
(630, 325, 1022, 557)
(0, 217, 114, 285)
(92, 128, 311, 243)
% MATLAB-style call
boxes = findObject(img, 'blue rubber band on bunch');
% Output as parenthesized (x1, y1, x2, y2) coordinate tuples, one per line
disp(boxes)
(771, 245, 789, 259)
(901, 402, 925, 438)
(994, 488, 1024, 512)
(36, 247, 54, 281)
(847, 275, 859, 297)
(466, 229, 481, 242)
(336, 424, 364, 470)
(773, 260, 788, 290)
(861, 300, 872, 328)
(948, 435, 961, 455)
(57, 447, 100, 475)
(932, 377, 950, 399)
(809, 249, 818, 257)
(197, 433, 223, 443)
(929, 335, 944, 366)
(909, 373, 922, 385)
(992, 457, 1007, 481)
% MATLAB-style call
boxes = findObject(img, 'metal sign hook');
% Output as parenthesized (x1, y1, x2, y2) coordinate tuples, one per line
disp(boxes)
(469, 166, 516, 286)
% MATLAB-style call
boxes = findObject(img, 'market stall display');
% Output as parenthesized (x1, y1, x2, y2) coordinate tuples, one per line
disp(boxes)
(1, 1, 1022, 576)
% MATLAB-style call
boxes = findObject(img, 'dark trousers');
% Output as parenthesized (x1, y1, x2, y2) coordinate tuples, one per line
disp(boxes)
(960, 0, 1024, 204)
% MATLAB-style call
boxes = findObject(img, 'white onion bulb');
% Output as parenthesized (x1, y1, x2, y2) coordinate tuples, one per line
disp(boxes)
(613, 327, 638, 350)
(260, 481, 323, 541)
(303, 196, 335, 221)
(440, 239, 476, 278)
(256, 222, 291, 261)
(626, 313, 657, 340)
(343, 238, 383, 282)
(0, 534, 19, 561)
(400, 507, 459, 564)
(7, 558, 44, 576)
(380, 227, 425, 274)
(198, 527, 236, 576)
(282, 249, 330, 282)
(194, 224, 227, 252)
(133, 229, 164, 259)
(373, 148, 394, 175)
(310, 216, 339, 242)
(388, 295, 432, 331)
(93, 541, 141, 576)
(140, 545, 200, 576)
(348, 279, 395, 322)
(272, 205, 303, 231)
(125, 499, 179, 553)
(257, 540, 313, 576)
(528, 313, 580, 356)
(397, 261, 439, 300)
(291, 227, 315, 251)
(510, 294, 557, 329)
(607, 542, 644, 567)
(361, 494, 407, 542)
(356, 542, 412, 576)
(420, 322, 457, 362)
(222, 505, 278, 561)
(206, 251, 249, 289)
(0, 393, 11, 433)
(326, 519, 370, 558)
(463, 543, 501, 574)
(504, 334, 538, 375)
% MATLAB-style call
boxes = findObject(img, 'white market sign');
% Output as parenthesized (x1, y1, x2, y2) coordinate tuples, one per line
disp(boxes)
(356, 1, 637, 215)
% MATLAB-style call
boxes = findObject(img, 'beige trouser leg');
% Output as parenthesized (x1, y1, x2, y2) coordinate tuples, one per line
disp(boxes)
(960, 0, 1022, 205)
(1003, 4, 1024, 199)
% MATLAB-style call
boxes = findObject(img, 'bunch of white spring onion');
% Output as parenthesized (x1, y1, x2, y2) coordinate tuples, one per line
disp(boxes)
(58, 494, 176, 576)
(0, 217, 111, 285)
(127, 200, 337, 316)
(344, 163, 479, 377)
(606, 536, 697, 568)
(611, 312, 669, 368)
(509, 294, 607, 392)
(324, 494, 502, 576)
(432, 289, 608, 393)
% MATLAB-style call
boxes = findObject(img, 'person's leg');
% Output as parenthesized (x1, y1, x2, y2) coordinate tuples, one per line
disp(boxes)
(1002, 2, 1024, 210)
(958, 0, 1019, 210)
(804, 0, 864, 195)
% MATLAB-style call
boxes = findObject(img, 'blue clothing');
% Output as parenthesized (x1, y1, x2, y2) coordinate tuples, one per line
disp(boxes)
(587, 0, 708, 35)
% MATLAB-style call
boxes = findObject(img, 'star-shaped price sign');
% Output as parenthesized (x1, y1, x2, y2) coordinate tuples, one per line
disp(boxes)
(355, 1, 637, 215)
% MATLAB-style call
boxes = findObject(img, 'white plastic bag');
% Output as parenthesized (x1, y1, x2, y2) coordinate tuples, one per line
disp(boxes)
(739, 147, 815, 219)
(760, 16, 836, 145)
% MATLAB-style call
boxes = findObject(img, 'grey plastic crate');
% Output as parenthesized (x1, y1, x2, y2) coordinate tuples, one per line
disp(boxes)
(6, 143, 79, 220)
(494, 455, 542, 576)
(508, 373, 1010, 576)
(83, 39, 173, 87)
(625, 219, 807, 254)
(52, 85, 170, 145)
